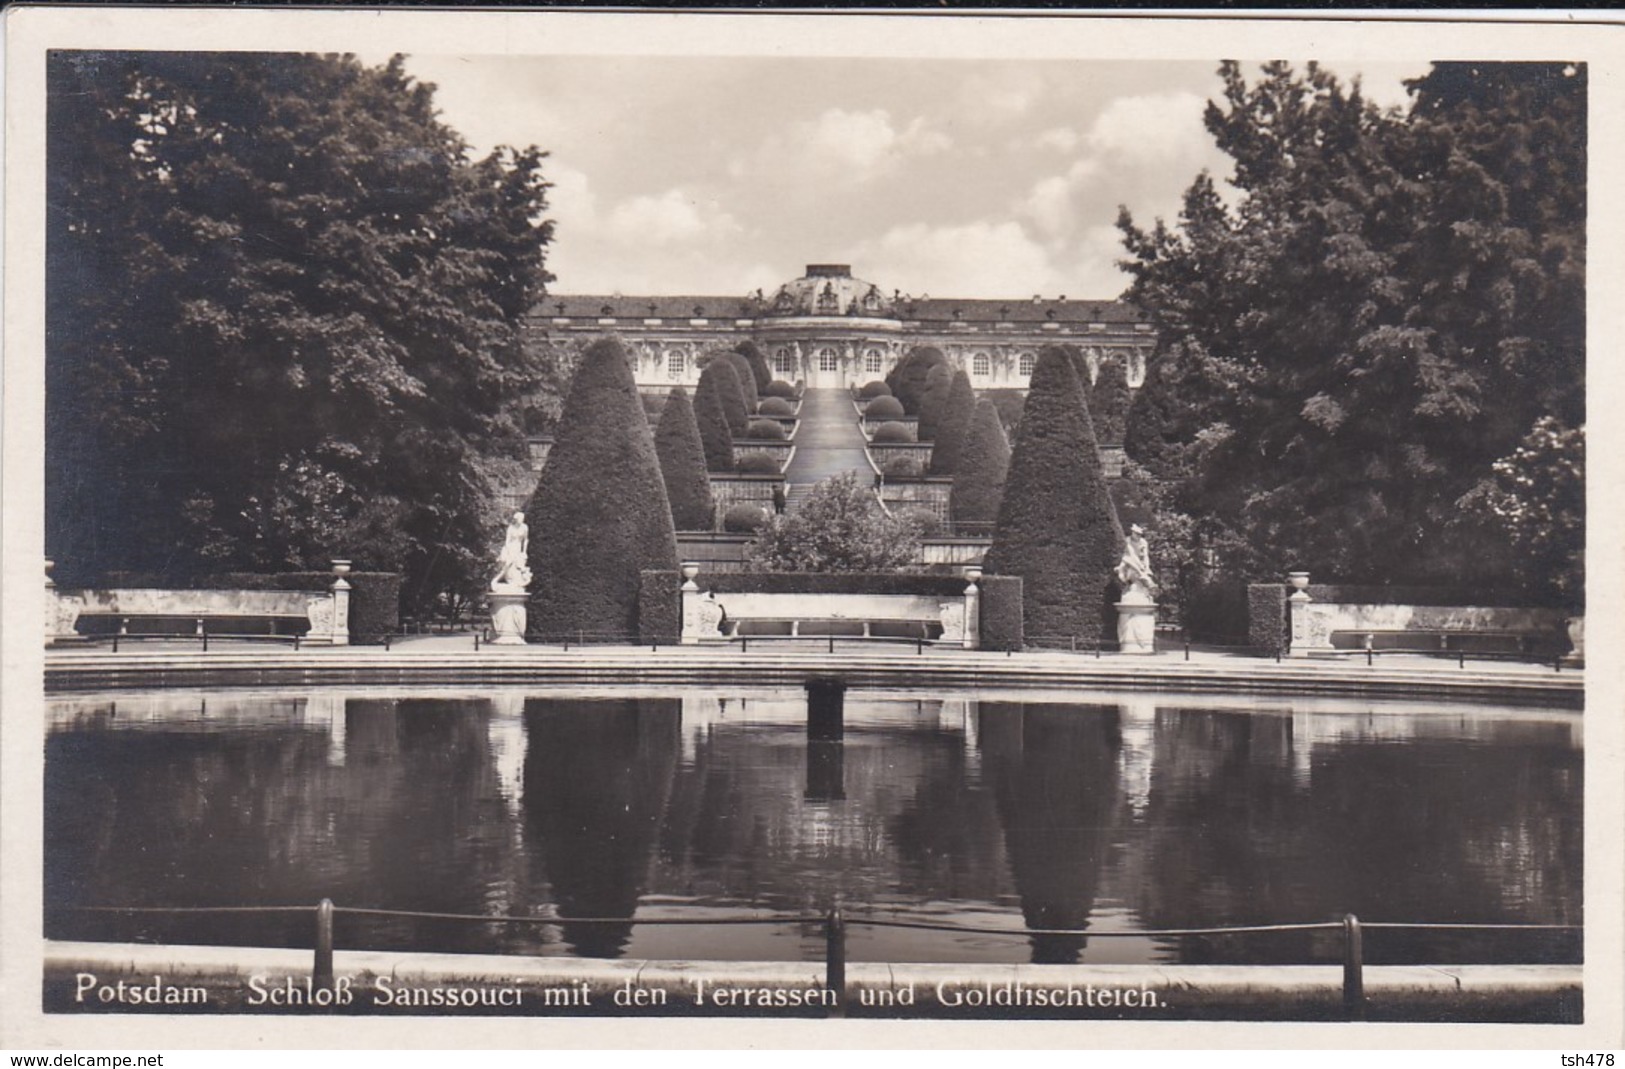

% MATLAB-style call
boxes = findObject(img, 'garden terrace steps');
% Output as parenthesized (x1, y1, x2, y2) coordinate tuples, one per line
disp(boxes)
(781, 389, 873, 486)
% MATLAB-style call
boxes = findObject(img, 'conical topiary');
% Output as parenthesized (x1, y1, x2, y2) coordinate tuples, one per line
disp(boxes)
(951, 398, 1011, 525)
(930, 369, 977, 475)
(983, 346, 1123, 644)
(716, 349, 759, 412)
(654, 387, 715, 531)
(525, 336, 679, 636)
(734, 341, 773, 406)
(1089, 358, 1131, 445)
(916, 363, 955, 442)
(698, 357, 749, 436)
(693, 373, 735, 473)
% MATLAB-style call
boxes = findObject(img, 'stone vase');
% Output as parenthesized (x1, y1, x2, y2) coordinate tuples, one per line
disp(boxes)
(1564, 614, 1584, 667)
(489, 586, 529, 645)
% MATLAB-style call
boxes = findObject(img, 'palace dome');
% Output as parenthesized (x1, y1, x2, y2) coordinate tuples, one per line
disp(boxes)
(764, 264, 893, 318)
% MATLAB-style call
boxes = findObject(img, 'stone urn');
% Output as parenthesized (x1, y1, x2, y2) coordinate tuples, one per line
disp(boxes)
(1564, 614, 1584, 667)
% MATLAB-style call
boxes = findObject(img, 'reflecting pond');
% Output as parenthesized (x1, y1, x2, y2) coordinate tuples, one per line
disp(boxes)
(45, 687, 1581, 966)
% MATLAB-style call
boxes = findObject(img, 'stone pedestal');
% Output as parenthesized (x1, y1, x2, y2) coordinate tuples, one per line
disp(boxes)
(1563, 614, 1584, 667)
(489, 586, 529, 645)
(1115, 600, 1157, 654)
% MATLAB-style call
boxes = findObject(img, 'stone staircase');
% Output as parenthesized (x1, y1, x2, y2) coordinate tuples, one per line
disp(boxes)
(784, 484, 815, 514)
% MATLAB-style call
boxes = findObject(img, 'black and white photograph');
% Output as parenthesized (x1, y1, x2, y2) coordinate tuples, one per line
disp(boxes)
(3, 6, 1621, 1054)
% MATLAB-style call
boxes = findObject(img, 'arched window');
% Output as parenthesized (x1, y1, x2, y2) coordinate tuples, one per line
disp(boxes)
(972, 352, 991, 378)
(774, 348, 795, 376)
(818, 347, 840, 373)
(864, 349, 883, 374)
(666, 350, 685, 378)
(1018, 351, 1036, 377)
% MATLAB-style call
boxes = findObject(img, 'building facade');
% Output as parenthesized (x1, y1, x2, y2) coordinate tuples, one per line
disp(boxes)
(528, 264, 1156, 393)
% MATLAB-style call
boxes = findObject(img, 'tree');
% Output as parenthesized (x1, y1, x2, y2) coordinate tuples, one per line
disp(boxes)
(984, 348, 1122, 643)
(887, 346, 947, 414)
(525, 337, 678, 635)
(693, 369, 736, 472)
(697, 357, 749, 436)
(930, 370, 977, 476)
(1471, 417, 1584, 606)
(654, 388, 715, 531)
(1118, 60, 1584, 585)
(746, 471, 919, 572)
(1089, 360, 1132, 445)
(45, 52, 554, 614)
(950, 399, 1011, 524)
(733, 340, 773, 405)
(915, 363, 955, 442)
(711, 348, 759, 413)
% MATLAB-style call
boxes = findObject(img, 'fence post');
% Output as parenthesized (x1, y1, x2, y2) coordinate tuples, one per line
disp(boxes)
(474, 632, 482, 651)
(825, 907, 846, 1018)
(828, 634, 834, 654)
(1342, 913, 1365, 1021)
(314, 898, 335, 985)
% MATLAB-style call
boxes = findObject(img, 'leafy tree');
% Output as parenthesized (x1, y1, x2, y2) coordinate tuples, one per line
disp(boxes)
(929, 370, 977, 475)
(525, 337, 678, 635)
(653, 388, 715, 531)
(1470, 417, 1584, 606)
(45, 51, 553, 615)
(746, 471, 919, 572)
(697, 358, 749, 436)
(984, 348, 1122, 642)
(951, 399, 1011, 525)
(693, 374, 735, 473)
(916, 364, 955, 442)
(1118, 61, 1584, 586)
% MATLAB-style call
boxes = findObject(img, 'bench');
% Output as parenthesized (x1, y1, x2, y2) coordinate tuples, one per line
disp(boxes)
(1329, 629, 1563, 658)
(683, 590, 974, 647)
(51, 587, 349, 647)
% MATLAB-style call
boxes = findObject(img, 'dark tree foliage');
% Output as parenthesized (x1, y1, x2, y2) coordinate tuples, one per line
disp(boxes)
(1089, 360, 1132, 445)
(525, 337, 678, 635)
(887, 346, 948, 414)
(715, 349, 759, 412)
(45, 52, 554, 614)
(757, 397, 796, 417)
(858, 381, 892, 400)
(929, 370, 977, 475)
(697, 358, 749, 437)
(693, 375, 736, 473)
(1118, 61, 1584, 587)
(733, 340, 773, 405)
(984, 348, 1122, 643)
(951, 399, 1012, 525)
(653, 388, 715, 531)
(865, 395, 905, 419)
(745, 419, 787, 441)
(746, 471, 918, 572)
(871, 422, 914, 444)
(915, 363, 955, 442)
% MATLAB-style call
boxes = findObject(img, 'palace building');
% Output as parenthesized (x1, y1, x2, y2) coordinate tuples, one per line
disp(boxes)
(528, 264, 1156, 393)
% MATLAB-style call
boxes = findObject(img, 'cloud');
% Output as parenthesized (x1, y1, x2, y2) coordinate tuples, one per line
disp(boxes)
(1016, 159, 1103, 241)
(731, 107, 952, 188)
(1084, 91, 1210, 167)
(604, 190, 741, 246)
(1035, 126, 1081, 153)
(848, 221, 1058, 298)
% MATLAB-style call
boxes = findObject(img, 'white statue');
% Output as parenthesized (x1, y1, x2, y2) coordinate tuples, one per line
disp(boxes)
(492, 511, 533, 590)
(1115, 524, 1159, 605)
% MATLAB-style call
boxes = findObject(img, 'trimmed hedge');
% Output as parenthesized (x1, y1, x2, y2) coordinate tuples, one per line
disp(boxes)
(1247, 584, 1290, 654)
(984, 346, 1122, 644)
(929, 370, 977, 475)
(1090, 358, 1132, 445)
(951, 398, 1011, 524)
(858, 380, 892, 400)
(723, 504, 770, 533)
(698, 358, 750, 436)
(716, 349, 760, 412)
(978, 574, 1024, 651)
(745, 419, 787, 441)
(895, 507, 942, 536)
(865, 395, 905, 419)
(757, 396, 796, 417)
(654, 387, 716, 531)
(888, 346, 947, 414)
(637, 570, 682, 644)
(1184, 578, 1250, 644)
(871, 421, 914, 444)
(734, 453, 782, 475)
(882, 456, 926, 479)
(734, 341, 773, 402)
(762, 379, 799, 399)
(694, 373, 736, 472)
(916, 363, 955, 441)
(525, 336, 679, 637)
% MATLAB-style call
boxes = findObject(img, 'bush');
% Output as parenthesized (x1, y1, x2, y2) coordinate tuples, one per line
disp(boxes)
(895, 507, 941, 536)
(882, 456, 926, 479)
(1248, 583, 1289, 654)
(865, 395, 905, 419)
(723, 504, 770, 533)
(916, 363, 955, 441)
(858, 380, 892, 400)
(984, 347, 1122, 644)
(693, 372, 735, 473)
(697, 358, 749, 436)
(757, 396, 796, 417)
(887, 346, 947, 414)
(929, 371, 977, 475)
(951, 399, 1011, 524)
(735, 453, 782, 475)
(871, 421, 914, 444)
(978, 574, 1024, 651)
(716, 349, 759, 412)
(744, 419, 786, 441)
(1090, 358, 1132, 445)
(746, 471, 919, 572)
(525, 337, 679, 637)
(654, 388, 715, 531)
(734, 341, 773, 403)
(1183, 578, 1250, 644)
(637, 569, 681, 644)
(762, 379, 799, 399)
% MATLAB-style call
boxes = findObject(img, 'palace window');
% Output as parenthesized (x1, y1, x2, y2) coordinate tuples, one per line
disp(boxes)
(818, 347, 840, 373)
(972, 352, 991, 378)
(864, 349, 884, 374)
(774, 349, 795, 376)
(817, 283, 839, 315)
(1018, 352, 1036, 377)
(666, 350, 685, 378)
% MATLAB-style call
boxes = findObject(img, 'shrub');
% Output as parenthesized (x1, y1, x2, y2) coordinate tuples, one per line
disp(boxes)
(865, 395, 905, 419)
(858, 380, 892, 400)
(1090, 358, 1132, 444)
(978, 574, 1024, 651)
(734, 341, 773, 403)
(723, 504, 770, 533)
(654, 387, 715, 531)
(744, 419, 786, 441)
(525, 337, 679, 637)
(928, 371, 977, 476)
(887, 346, 947, 414)
(984, 347, 1122, 644)
(693, 371, 736, 472)
(637, 569, 681, 644)
(895, 507, 941, 536)
(882, 456, 925, 479)
(697, 358, 749, 436)
(734, 453, 782, 475)
(716, 349, 759, 412)
(951, 399, 1010, 525)
(757, 396, 796, 417)
(746, 471, 919, 572)
(762, 380, 799, 399)
(871, 421, 914, 444)
(916, 363, 955, 441)
(1247, 583, 1289, 654)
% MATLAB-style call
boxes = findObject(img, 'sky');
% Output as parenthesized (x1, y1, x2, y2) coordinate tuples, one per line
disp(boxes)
(379, 54, 1428, 300)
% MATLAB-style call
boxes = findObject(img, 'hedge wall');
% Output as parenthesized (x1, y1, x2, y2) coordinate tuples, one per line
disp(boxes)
(638, 570, 682, 644)
(1247, 584, 1289, 653)
(1184, 579, 1250, 644)
(978, 575, 1024, 651)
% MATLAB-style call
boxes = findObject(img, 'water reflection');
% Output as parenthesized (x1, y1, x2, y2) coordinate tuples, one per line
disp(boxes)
(44, 688, 1581, 965)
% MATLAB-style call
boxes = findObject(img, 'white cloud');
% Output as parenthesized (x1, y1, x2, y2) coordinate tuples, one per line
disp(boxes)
(1016, 158, 1103, 242)
(1085, 91, 1210, 167)
(604, 190, 740, 246)
(732, 108, 952, 188)
(1035, 126, 1081, 153)
(848, 221, 1058, 298)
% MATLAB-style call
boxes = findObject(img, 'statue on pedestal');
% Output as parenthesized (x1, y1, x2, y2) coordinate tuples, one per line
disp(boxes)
(1114, 523, 1159, 653)
(490, 512, 532, 645)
